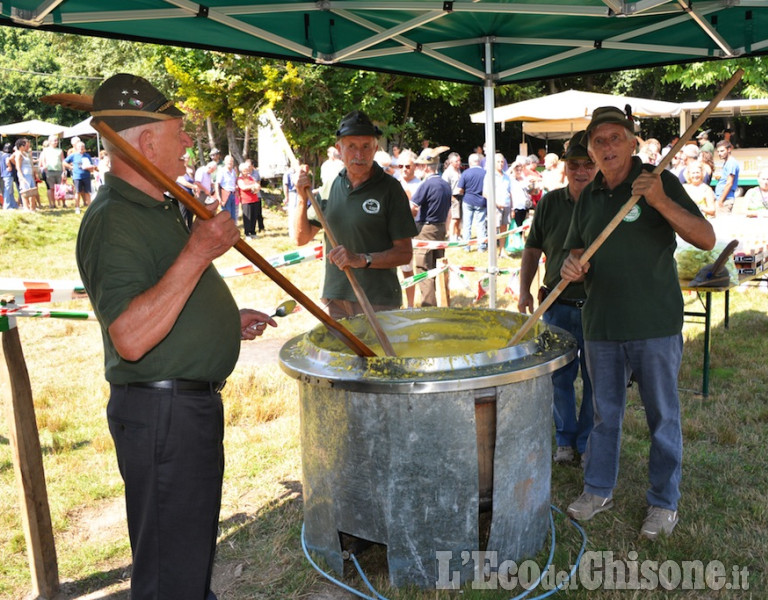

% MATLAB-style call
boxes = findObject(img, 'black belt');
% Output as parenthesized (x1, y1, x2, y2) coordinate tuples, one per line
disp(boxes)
(126, 379, 226, 393)
(555, 297, 586, 308)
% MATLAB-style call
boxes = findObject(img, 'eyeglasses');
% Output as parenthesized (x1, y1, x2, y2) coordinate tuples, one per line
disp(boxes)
(566, 160, 597, 171)
(400, 164, 413, 169)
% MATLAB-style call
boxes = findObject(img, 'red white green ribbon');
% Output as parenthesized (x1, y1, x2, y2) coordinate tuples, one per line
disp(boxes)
(475, 268, 522, 302)
(0, 305, 96, 320)
(410, 221, 530, 250)
(0, 278, 88, 305)
(400, 263, 450, 289)
(218, 244, 324, 278)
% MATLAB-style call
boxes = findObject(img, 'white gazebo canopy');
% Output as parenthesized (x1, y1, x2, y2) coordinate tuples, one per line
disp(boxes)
(471, 89, 681, 139)
(61, 117, 97, 139)
(677, 98, 768, 134)
(0, 119, 66, 138)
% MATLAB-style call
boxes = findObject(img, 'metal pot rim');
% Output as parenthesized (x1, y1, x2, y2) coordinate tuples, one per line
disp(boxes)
(279, 307, 577, 393)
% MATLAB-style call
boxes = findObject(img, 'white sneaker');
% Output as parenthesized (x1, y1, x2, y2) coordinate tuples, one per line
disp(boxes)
(553, 446, 576, 463)
(640, 506, 679, 540)
(567, 492, 614, 521)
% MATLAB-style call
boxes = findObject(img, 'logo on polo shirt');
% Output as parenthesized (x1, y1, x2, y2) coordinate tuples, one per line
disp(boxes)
(623, 205, 641, 222)
(362, 199, 381, 214)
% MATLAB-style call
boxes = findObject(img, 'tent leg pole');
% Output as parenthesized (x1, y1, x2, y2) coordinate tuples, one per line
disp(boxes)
(483, 40, 498, 309)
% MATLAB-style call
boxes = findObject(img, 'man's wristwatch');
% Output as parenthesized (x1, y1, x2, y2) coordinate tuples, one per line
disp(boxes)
(363, 253, 373, 268)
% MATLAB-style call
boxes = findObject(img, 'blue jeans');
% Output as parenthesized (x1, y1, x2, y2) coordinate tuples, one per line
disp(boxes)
(543, 303, 593, 453)
(3, 175, 18, 209)
(221, 190, 238, 222)
(462, 202, 487, 250)
(583, 334, 683, 510)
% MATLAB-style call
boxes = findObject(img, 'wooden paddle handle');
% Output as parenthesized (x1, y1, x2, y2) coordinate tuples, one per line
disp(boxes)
(92, 120, 376, 357)
(510, 68, 744, 346)
(304, 191, 396, 356)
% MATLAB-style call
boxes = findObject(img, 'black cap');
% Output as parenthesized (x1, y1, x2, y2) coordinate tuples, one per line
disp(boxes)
(587, 106, 635, 136)
(562, 131, 589, 160)
(91, 73, 184, 132)
(336, 110, 381, 138)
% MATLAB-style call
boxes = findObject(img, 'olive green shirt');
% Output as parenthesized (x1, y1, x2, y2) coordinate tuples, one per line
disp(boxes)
(525, 186, 587, 301)
(309, 163, 418, 306)
(564, 157, 705, 341)
(77, 174, 241, 384)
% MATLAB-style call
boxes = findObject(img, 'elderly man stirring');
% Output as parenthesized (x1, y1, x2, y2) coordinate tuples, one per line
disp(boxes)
(560, 107, 715, 540)
(76, 73, 276, 600)
(293, 110, 417, 319)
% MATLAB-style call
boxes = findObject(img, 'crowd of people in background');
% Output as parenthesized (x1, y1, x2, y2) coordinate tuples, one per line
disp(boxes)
(1, 118, 764, 241)
(1, 134, 107, 213)
(0, 134, 269, 241)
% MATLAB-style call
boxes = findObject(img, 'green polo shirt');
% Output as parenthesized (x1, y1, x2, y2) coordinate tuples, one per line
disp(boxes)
(77, 174, 241, 384)
(564, 157, 704, 341)
(309, 163, 418, 306)
(525, 186, 587, 301)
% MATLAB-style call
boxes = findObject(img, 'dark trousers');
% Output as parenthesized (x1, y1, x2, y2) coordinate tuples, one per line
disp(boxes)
(108, 384, 224, 600)
(241, 201, 264, 236)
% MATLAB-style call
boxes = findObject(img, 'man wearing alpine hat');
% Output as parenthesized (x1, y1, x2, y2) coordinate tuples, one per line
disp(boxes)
(76, 73, 276, 600)
(560, 106, 715, 540)
(293, 110, 417, 319)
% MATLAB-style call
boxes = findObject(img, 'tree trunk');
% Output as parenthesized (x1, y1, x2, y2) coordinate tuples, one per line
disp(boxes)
(548, 79, 557, 94)
(226, 117, 242, 164)
(196, 123, 205, 167)
(242, 125, 250, 160)
(206, 116, 217, 153)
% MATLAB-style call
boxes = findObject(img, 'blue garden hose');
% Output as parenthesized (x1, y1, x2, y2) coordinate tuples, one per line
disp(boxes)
(301, 505, 588, 600)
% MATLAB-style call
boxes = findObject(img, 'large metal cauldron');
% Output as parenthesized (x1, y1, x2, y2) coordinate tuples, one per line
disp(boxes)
(279, 307, 576, 589)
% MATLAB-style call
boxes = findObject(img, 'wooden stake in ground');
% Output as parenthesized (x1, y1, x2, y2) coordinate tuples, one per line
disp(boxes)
(510, 68, 744, 346)
(1, 315, 59, 599)
(304, 193, 397, 357)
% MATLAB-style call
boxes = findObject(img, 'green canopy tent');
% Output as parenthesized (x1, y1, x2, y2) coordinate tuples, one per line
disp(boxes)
(2, 0, 764, 303)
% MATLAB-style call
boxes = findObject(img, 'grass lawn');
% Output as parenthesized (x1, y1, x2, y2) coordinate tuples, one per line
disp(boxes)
(1, 200, 766, 599)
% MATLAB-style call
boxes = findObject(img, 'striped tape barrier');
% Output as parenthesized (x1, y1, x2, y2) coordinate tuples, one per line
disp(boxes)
(0, 278, 88, 306)
(410, 222, 530, 250)
(218, 244, 324, 278)
(0, 305, 96, 320)
(399, 263, 450, 289)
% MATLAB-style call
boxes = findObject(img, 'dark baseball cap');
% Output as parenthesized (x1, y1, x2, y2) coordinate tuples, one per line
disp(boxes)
(91, 73, 183, 132)
(587, 106, 635, 136)
(336, 110, 382, 138)
(562, 131, 589, 160)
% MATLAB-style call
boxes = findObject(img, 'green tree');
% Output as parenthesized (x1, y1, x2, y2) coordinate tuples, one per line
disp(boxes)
(663, 58, 768, 146)
(0, 28, 176, 127)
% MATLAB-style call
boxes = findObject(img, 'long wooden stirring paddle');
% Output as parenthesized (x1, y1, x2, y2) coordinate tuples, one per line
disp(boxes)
(37, 96, 378, 358)
(302, 189, 397, 357)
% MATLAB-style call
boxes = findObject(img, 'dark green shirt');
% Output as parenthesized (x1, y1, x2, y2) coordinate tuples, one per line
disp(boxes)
(564, 157, 704, 341)
(309, 163, 418, 305)
(525, 186, 587, 301)
(76, 174, 241, 384)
